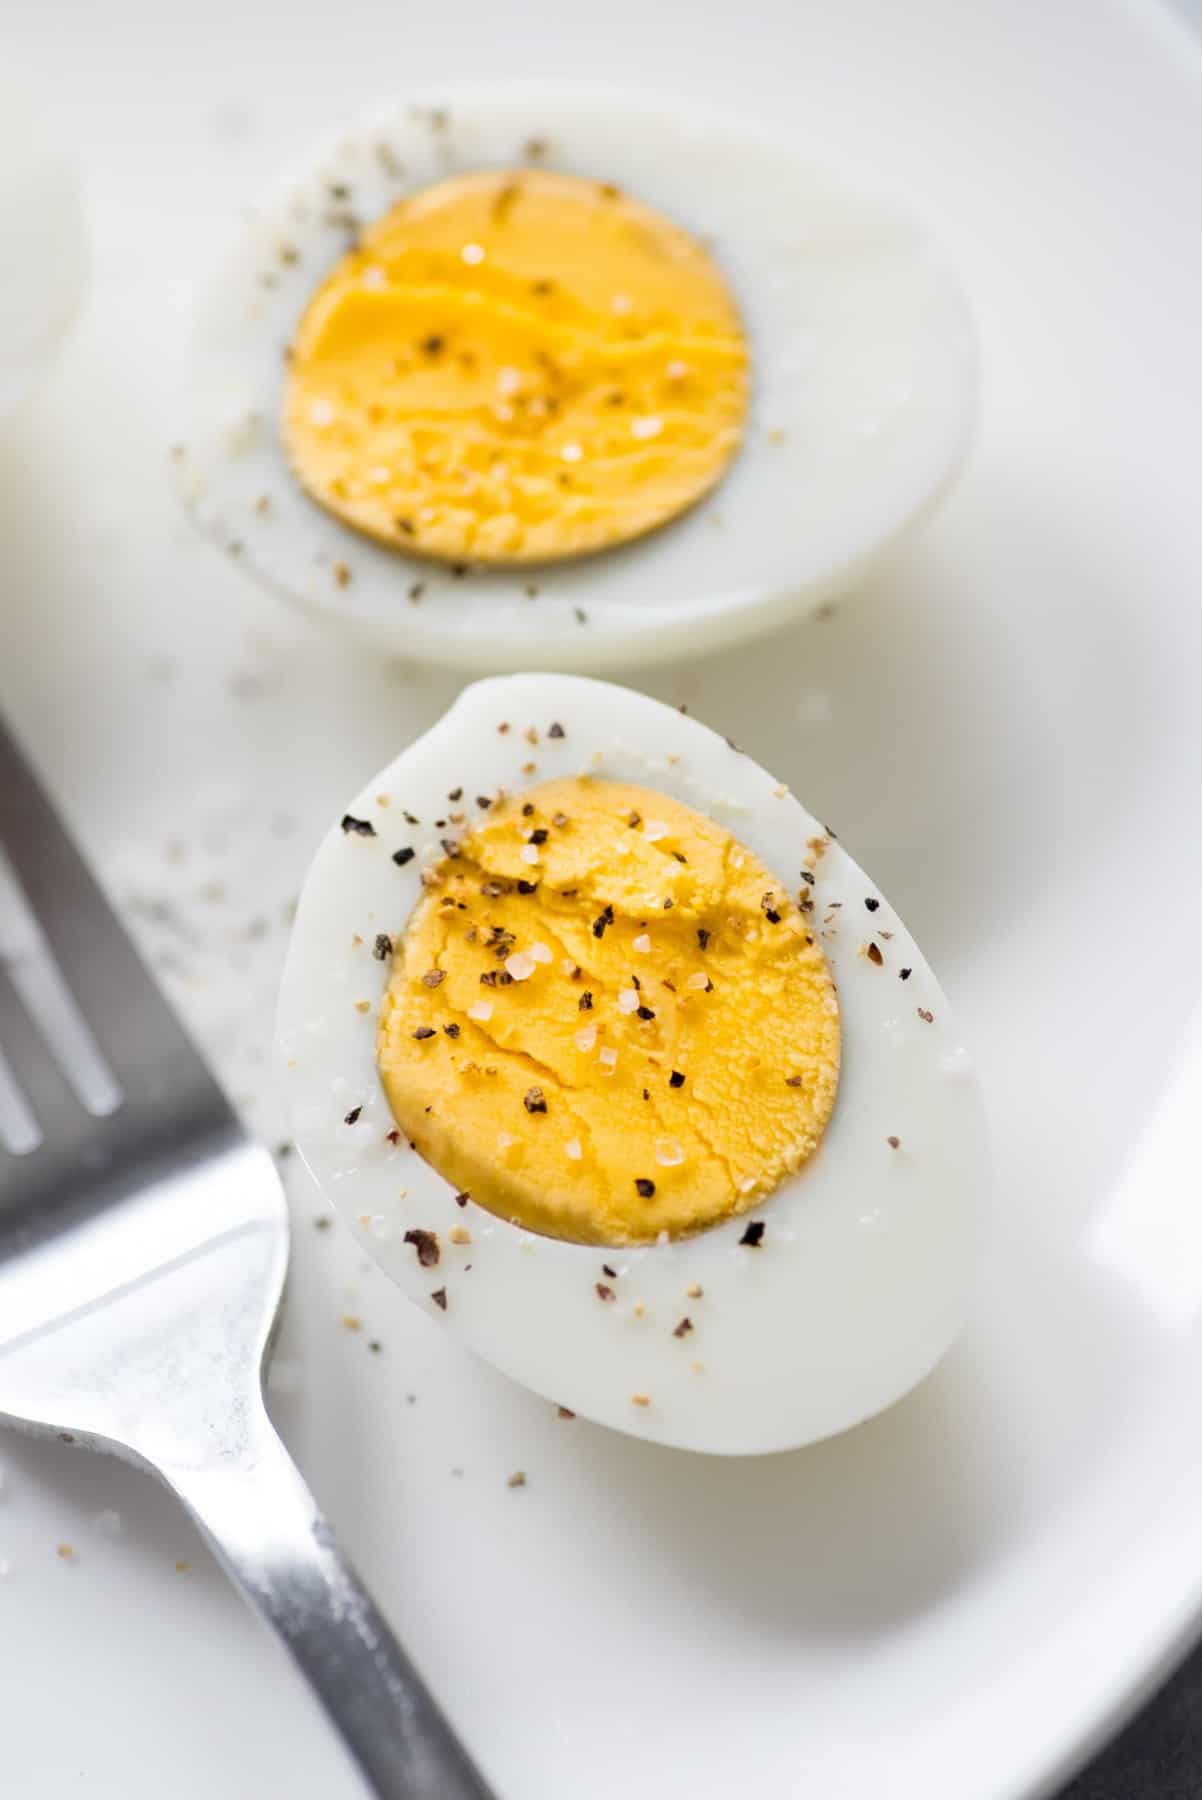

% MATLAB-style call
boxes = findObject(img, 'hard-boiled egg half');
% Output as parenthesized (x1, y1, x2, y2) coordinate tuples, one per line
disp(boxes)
(177, 84, 976, 672)
(277, 677, 986, 1454)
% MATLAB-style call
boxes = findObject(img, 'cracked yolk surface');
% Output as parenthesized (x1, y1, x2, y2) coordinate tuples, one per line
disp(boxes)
(283, 169, 748, 566)
(377, 777, 840, 1246)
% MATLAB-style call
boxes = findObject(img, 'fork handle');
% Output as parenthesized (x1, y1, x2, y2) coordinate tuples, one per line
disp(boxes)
(159, 1406, 496, 1800)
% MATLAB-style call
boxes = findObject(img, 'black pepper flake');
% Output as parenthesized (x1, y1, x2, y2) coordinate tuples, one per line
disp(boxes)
(314, 1216, 332, 1231)
(343, 1106, 362, 1125)
(785, 1075, 803, 1088)
(557, 1405, 575, 1419)
(403, 810, 420, 825)
(444, 1022, 460, 1038)
(454, 1191, 470, 1207)
(592, 904, 614, 939)
(739, 1221, 766, 1248)
(595, 1282, 615, 1302)
(697, 928, 710, 950)
(430, 1287, 448, 1311)
(517, 879, 539, 895)
(669, 1070, 685, 1088)
(451, 563, 469, 579)
(627, 810, 642, 828)
(479, 970, 499, 986)
(917, 1007, 934, 1023)
(673, 1317, 694, 1339)
(643, 1088, 650, 1100)
(448, 787, 463, 802)
(422, 968, 447, 987)
(630, 973, 641, 989)
(404, 1228, 440, 1267)
(578, 991, 593, 1010)
(395, 516, 416, 536)
(341, 814, 376, 837)
(476, 794, 492, 809)
(900, 967, 913, 981)
(887, 1135, 901, 1149)
(373, 933, 393, 961)
(529, 828, 548, 845)
(368, 1339, 383, 1354)
(866, 942, 884, 966)
(636, 1005, 655, 1021)
(523, 1086, 548, 1114)
(385, 1128, 401, 1144)
(574, 606, 588, 624)
(800, 870, 815, 886)
(635, 1178, 656, 1198)
(413, 1025, 437, 1040)
(522, 802, 535, 816)
(865, 897, 880, 912)
(548, 721, 565, 738)
(408, 582, 425, 603)
(421, 333, 445, 355)
(602, 1263, 618, 1278)
(440, 837, 460, 857)
(765, 908, 782, 924)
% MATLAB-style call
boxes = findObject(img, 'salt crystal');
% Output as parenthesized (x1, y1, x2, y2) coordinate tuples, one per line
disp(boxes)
(598, 1047, 618, 1071)
(520, 844, 539, 865)
(496, 366, 522, 396)
(468, 1000, 493, 1022)
(655, 1138, 685, 1167)
(632, 933, 651, 953)
(575, 1025, 597, 1052)
(460, 242, 486, 265)
(505, 951, 536, 980)
(618, 989, 639, 1014)
(643, 821, 669, 842)
(565, 1138, 583, 1161)
(529, 943, 552, 963)
(309, 398, 335, 427)
(631, 416, 662, 441)
(560, 442, 583, 463)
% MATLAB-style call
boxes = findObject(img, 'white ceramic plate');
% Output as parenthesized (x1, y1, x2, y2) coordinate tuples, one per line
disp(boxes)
(1, 2, 1201, 1798)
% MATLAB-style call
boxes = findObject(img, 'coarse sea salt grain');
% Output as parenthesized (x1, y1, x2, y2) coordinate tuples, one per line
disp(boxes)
(598, 1047, 618, 1071)
(631, 415, 663, 441)
(574, 1025, 597, 1052)
(686, 971, 710, 990)
(529, 943, 552, 963)
(565, 1138, 583, 1161)
(520, 844, 539, 865)
(632, 933, 651, 953)
(468, 1000, 493, 1022)
(460, 242, 486, 265)
(643, 821, 669, 842)
(309, 398, 335, 426)
(560, 442, 584, 463)
(618, 989, 639, 1015)
(505, 951, 536, 981)
(655, 1138, 685, 1167)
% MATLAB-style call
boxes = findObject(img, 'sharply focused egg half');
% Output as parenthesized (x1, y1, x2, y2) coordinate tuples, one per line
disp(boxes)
(277, 676, 987, 1454)
(177, 83, 976, 671)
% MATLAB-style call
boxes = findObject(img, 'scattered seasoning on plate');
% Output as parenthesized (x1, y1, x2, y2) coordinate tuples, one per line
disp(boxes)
(507, 1471, 527, 1489)
(866, 942, 884, 966)
(739, 1221, 766, 1248)
(900, 967, 912, 981)
(373, 933, 393, 961)
(686, 1283, 703, 1299)
(404, 1228, 441, 1267)
(341, 814, 376, 836)
(595, 1282, 616, 1302)
(887, 1135, 901, 1149)
(865, 897, 880, 911)
(601, 1263, 618, 1279)
(392, 846, 415, 866)
(917, 1007, 934, 1023)
(454, 1191, 470, 1207)
(343, 1105, 362, 1125)
(430, 1287, 448, 1311)
(631, 1394, 651, 1408)
(673, 1317, 694, 1339)
(340, 1314, 362, 1332)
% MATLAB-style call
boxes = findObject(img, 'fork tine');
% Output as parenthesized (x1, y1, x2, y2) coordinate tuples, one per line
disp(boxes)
(0, 1033, 42, 1156)
(0, 717, 232, 1130)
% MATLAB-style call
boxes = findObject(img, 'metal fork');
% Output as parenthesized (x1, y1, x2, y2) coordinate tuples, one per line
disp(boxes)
(0, 716, 495, 1800)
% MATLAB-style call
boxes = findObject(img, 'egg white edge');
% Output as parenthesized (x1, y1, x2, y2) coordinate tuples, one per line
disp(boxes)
(175, 81, 979, 673)
(276, 674, 988, 1455)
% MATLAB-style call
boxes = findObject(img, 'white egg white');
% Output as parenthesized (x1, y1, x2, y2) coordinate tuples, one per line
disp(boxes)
(277, 675, 987, 1454)
(177, 82, 976, 673)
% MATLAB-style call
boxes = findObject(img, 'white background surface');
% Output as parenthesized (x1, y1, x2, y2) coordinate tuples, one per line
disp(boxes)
(2, 2, 1202, 1797)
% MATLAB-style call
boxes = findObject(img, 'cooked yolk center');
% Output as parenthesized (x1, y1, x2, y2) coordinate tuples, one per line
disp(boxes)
(283, 170, 749, 567)
(377, 778, 840, 1247)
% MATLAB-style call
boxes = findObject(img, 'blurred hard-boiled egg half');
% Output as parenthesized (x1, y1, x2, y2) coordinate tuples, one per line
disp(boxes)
(177, 84, 976, 671)
(277, 677, 987, 1454)
(0, 81, 87, 421)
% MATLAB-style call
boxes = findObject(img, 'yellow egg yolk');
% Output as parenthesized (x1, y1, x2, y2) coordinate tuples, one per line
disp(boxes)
(377, 778, 840, 1246)
(283, 170, 749, 566)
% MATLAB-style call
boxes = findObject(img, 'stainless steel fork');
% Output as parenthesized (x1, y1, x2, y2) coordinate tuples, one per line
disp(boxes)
(0, 716, 495, 1800)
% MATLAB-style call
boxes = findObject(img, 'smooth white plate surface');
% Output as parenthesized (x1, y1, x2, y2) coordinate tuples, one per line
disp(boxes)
(2, 2, 1201, 1797)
